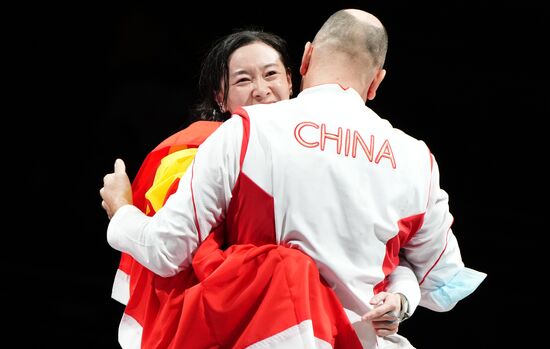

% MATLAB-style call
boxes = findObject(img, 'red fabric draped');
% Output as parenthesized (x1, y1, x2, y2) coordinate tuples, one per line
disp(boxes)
(142, 230, 362, 349)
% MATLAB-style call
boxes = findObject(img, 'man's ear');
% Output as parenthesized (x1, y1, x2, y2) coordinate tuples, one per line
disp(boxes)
(299, 42, 313, 76)
(367, 68, 386, 101)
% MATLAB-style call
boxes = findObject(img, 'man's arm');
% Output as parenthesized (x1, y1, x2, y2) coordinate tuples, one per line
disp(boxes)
(401, 154, 486, 311)
(101, 155, 202, 277)
(101, 117, 244, 277)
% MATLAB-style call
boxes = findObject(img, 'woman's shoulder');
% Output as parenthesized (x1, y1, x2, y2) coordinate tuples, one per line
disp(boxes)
(155, 120, 224, 150)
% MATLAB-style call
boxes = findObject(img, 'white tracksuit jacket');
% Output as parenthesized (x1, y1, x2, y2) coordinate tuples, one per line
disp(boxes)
(108, 84, 486, 348)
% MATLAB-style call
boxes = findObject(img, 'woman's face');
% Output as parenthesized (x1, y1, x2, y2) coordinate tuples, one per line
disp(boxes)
(220, 42, 292, 113)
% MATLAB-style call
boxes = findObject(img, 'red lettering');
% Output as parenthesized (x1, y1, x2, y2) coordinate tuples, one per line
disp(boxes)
(320, 124, 343, 154)
(294, 121, 318, 148)
(294, 121, 396, 169)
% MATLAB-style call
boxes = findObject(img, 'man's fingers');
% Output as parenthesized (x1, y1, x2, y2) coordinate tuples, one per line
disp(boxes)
(114, 158, 126, 174)
(369, 292, 387, 305)
(374, 327, 399, 337)
(101, 200, 112, 219)
(363, 303, 391, 320)
(362, 307, 399, 322)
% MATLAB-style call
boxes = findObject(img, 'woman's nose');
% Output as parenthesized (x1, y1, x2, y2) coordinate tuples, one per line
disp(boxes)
(252, 79, 271, 99)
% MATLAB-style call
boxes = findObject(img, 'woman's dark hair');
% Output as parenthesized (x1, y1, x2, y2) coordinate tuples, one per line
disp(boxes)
(191, 29, 293, 121)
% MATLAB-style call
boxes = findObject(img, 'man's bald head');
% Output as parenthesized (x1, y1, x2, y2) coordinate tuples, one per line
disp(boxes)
(312, 9, 388, 68)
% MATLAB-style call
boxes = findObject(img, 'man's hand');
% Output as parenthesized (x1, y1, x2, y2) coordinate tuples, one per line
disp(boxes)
(100, 158, 133, 219)
(361, 292, 402, 337)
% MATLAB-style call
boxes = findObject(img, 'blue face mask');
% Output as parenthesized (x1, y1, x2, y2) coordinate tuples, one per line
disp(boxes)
(426, 267, 487, 310)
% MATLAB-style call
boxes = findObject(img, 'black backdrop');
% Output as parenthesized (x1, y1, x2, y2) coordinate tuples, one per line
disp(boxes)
(9, 1, 547, 347)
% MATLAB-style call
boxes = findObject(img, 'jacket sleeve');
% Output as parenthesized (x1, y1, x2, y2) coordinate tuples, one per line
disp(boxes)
(384, 259, 421, 317)
(401, 154, 487, 312)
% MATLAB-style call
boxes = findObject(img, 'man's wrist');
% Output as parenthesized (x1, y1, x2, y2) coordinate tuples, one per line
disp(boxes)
(397, 293, 410, 322)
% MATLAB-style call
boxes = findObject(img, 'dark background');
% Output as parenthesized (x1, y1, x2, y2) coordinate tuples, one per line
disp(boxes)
(8, 0, 547, 347)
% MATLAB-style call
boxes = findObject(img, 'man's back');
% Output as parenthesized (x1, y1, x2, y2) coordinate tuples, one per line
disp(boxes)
(233, 84, 435, 315)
